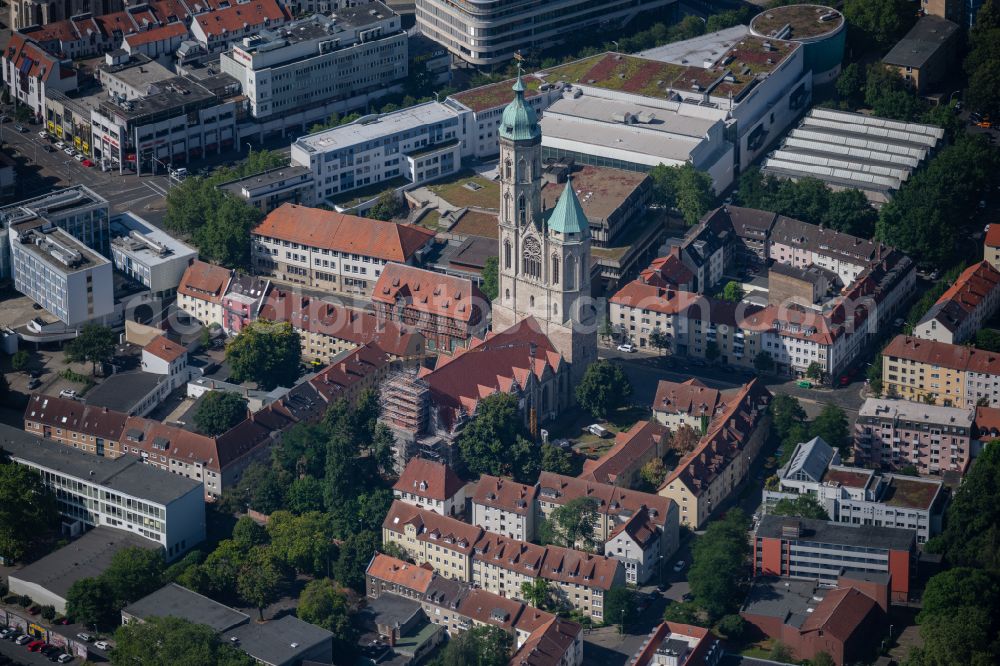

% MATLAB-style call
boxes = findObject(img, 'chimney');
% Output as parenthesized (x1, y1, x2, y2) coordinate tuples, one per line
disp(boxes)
(670, 246, 681, 260)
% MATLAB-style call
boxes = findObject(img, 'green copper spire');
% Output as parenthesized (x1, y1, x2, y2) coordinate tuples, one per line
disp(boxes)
(548, 175, 589, 235)
(499, 62, 541, 142)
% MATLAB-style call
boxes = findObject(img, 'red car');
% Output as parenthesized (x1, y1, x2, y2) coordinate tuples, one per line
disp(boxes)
(81, 159, 94, 167)
(839, 375, 850, 386)
(27, 639, 45, 651)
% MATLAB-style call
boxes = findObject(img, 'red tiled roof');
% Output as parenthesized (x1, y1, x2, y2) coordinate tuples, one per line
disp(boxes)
(193, 0, 287, 37)
(24, 20, 79, 44)
(510, 617, 581, 666)
(580, 420, 667, 485)
(653, 379, 725, 420)
(144, 336, 187, 363)
(632, 622, 713, 666)
(610, 281, 754, 327)
(458, 588, 526, 631)
(607, 508, 659, 549)
(472, 532, 546, 578)
(986, 224, 1000, 249)
(366, 553, 433, 594)
(917, 261, 1000, 333)
(177, 260, 231, 305)
(306, 342, 393, 403)
(800, 587, 878, 642)
(254, 203, 434, 262)
(663, 379, 771, 496)
(373, 264, 483, 324)
(392, 457, 465, 502)
(125, 21, 189, 46)
(4, 34, 74, 84)
(639, 253, 695, 288)
(472, 475, 536, 516)
(539, 545, 621, 591)
(739, 304, 839, 345)
(383, 500, 483, 554)
(537, 472, 673, 531)
(975, 405, 1000, 437)
(23, 394, 127, 442)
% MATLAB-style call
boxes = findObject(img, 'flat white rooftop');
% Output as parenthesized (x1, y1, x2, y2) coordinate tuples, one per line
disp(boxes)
(639, 25, 750, 67)
(110, 212, 198, 267)
(294, 101, 458, 154)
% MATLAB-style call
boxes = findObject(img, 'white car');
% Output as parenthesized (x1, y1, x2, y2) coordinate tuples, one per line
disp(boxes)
(63, 147, 75, 156)
(58, 654, 75, 663)
(94, 640, 110, 650)
(75, 633, 92, 642)
(74, 153, 86, 162)
(673, 560, 686, 572)
(59, 389, 78, 399)
(38, 130, 48, 139)
(55, 141, 66, 149)
(617, 343, 635, 353)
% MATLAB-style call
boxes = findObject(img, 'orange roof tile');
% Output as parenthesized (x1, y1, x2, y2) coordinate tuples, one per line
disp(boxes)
(5, 34, 75, 84)
(382, 500, 483, 554)
(254, 203, 434, 262)
(392, 457, 465, 502)
(144, 336, 187, 363)
(193, 0, 287, 37)
(580, 420, 668, 485)
(653, 379, 726, 420)
(539, 545, 621, 591)
(125, 22, 189, 46)
(177, 260, 231, 305)
(537, 472, 673, 531)
(472, 532, 546, 577)
(366, 553, 434, 594)
(24, 394, 128, 442)
(987, 224, 1000, 249)
(373, 264, 484, 324)
(511, 617, 581, 666)
(472, 475, 536, 516)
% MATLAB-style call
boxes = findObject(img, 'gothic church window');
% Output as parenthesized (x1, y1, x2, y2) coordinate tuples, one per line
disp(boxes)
(552, 255, 560, 285)
(522, 236, 541, 279)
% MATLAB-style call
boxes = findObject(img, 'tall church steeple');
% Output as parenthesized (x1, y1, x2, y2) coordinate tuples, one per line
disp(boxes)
(491, 64, 596, 383)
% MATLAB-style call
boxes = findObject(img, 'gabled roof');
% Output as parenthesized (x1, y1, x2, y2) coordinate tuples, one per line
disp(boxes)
(124, 21, 190, 47)
(539, 545, 620, 591)
(366, 553, 434, 594)
(511, 617, 581, 666)
(4, 33, 75, 84)
(653, 378, 725, 419)
(143, 336, 187, 363)
(382, 500, 482, 554)
(177, 260, 231, 305)
(607, 507, 659, 549)
(372, 263, 483, 324)
(472, 474, 536, 516)
(916, 261, 1000, 333)
(782, 436, 834, 483)
(580, 420, 668, 485)
(306, 342, 394, 402)
(800, 586, 879, 642)
(458, 588, 526, 631)
(639, 253, 695, 288)
(192, 0, 288, 38)
(254, 203, 434, 262)
(23, 393, 128, 442)
(536, 472, 673, 531)
(392, 457, 465, 502)
(472, 532, 546, 577)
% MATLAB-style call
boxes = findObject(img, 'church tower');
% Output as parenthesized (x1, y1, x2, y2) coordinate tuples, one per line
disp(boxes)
(490, 67, 597, 382)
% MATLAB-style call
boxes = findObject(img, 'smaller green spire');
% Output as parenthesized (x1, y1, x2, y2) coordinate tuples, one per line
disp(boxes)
(499, 60, 540, 142)
(548, 175, 589, 235)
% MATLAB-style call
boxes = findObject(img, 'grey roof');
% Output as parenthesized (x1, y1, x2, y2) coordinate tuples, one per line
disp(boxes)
(883, 15, 959, 69)
(741, 576, 827, 622)
(838, 569, 891, 585)
(123, 583, 249, 632)
(8, 527, 159, 599)
(720, 653, 797, 666)
(782, 436, 834, 482)
(362, 593, 424, 629)
(639, 26, 749, 66)
(0, 422, 202, 505)
(756, 515, 915, 551)
(84, 371, 168, 413)
(769, 262, 838, 286)
(218, 166, 312, 197)
(225, 616, 333, 666)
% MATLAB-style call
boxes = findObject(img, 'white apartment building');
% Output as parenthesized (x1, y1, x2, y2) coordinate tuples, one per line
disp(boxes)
(471, 475, 537, 542)
(766, 436, 947, 543)
(0, 423, 205, 560)
(2, 33, 78, 121)
(913, 261, 1000, 345)
(141, 336, 193, 392)
(220, 6, 407, 121)
(8, 222, 114, 326)
(603, 509, 667, 585)
(415, 0, 676, 66)
(109, 213, 198, 298)
(290, 101, 462, 207)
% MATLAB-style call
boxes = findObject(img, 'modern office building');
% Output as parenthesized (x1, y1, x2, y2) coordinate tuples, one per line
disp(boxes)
(0, 423, 205, 560)
(754, 515, 916, 602)
(414, 0, 677, 67)
(749, 4, 846, 85)
(854, 398, 974, 475)
(8, 222, 115, 326)
(220, 6, 406, 121)
(766, 436, 947, 543)
(290, 101, 462, 207)
(109, 212, 198, 298)
(218, 166, 315, 213)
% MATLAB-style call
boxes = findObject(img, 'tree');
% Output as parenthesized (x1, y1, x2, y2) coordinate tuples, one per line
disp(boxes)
(811, 405, 850, 455)
(237, 547, 282, 620)
(111, 616, 255, 666)
(267, 511, 337, 577)
(11, 350, 30, 372)
(805, 361, 824, 381)
(539, 498, 599, 551)
(812, 652, 835, 666)
(670, 424, 702, 453)
(232, 516, 270, 550)
(843, 0, 914, 51)
(287, 476, 326, 514)
(163, 550, 203, 583)
(771, 495, 829, 520)
(770, 395, 806, 436)
(705, 341, 720, 363)
(226, 320, 301, 390)
(520, 579, 551, 610)
(753, 351, 774, 375)
(368, 190, 404, 221)
(540, 443, 575, 476)
(835, 62, 866, 108)
(194, 391, 248, 436)
(769, 641, 793, 663)
(976, 329, 1000, 353)
(967, 52, 1000, 121)
(675, 164, 715, 225)
(604, 586, 637, 631)
(720, 281, 744, 303)
(457, 393, 540, 483)
(662, 601, 701, 625)
(434, 625, 512, 666)
(0, 461, 57, 561)
(640, 458, 668, 488)
(648, 328, 670, 355)
(66, 578, 116, 630)
(201, 539, 249, 597)
(40, 605, 55, 621)
(687, 511, 750, 621)
(335, 530, 381, 594)
(64, 324, 115, 375)
(192, 197, 261, 270)
(718, 614, 745, 639)
(224, 462, 288, 515)
(481, 257, 499, 301)
(272, 422, 328, 478)
(103, 546, 166, 608)
(575, 360, 632, 419)
(899, 464, 919, 477)
(297, 579, 357, 656)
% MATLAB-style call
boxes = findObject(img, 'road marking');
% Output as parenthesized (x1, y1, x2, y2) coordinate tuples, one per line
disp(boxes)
(144, 180, 168, 197)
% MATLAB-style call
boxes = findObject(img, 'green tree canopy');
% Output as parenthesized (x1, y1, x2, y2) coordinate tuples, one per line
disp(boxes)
(605, 586, 638, 631)
(11, 350, 30, 372)
(771, 495, 829, 520)
(810, 405, 850, 456)
(481, 256, 499, 301)
(720, 281, 744, 303)
(975, 329, 1000, 353)
(103, 546, 166, 608)
(237, 546, 283, 620)
(66, 577, 116, 630)
(194, 391, 248, 436)
(65, 324, 116, 375)
(226, 320, 302, 390)
(575, 360, 632, 419)
(457, 392, 540, 483)
(232, 516, 270, 550)
(843, 0, 915, 51)
(368, 190, 404, 221)
(687, 510, 751, 621)
(753, 351, 774, 375)
(267, 511, 337, 577)
(287, 476, 326, 514)
(297, 578, 357, 657)
(540, 443, 575, 476)
(539, 497, 599, 551)
(272, 422, 329, 478)
(640, 457, 668, 488)
(0, 461, 57, 561)
(520, 579, 552, 610)
(111, 616, 255, 666)
(334, 530, 381, 594)
(432, 625, 512, 666)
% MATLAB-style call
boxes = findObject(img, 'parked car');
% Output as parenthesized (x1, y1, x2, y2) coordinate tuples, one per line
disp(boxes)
(58, 654, 75, 663)
(75, 633, 91, 642)
(63, 147, 74, 156)
(74, 154, 85, 162)
(55, 141, 65, 149)
(656, 583, 669, 593)
(616, 343, 635, 353)
(839, 375, 849, 387)
(27, 639, 45, 651)
(13, 123, 26, 133)
(59, 389, 77, 399)
(38, 130, 47, 139)
(586, 424, 611, 438)
(81, 159, 94, 167)
(15, 635, 32, 645)
(673, 560, 686, 572)
(94, 640, 110, 650)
